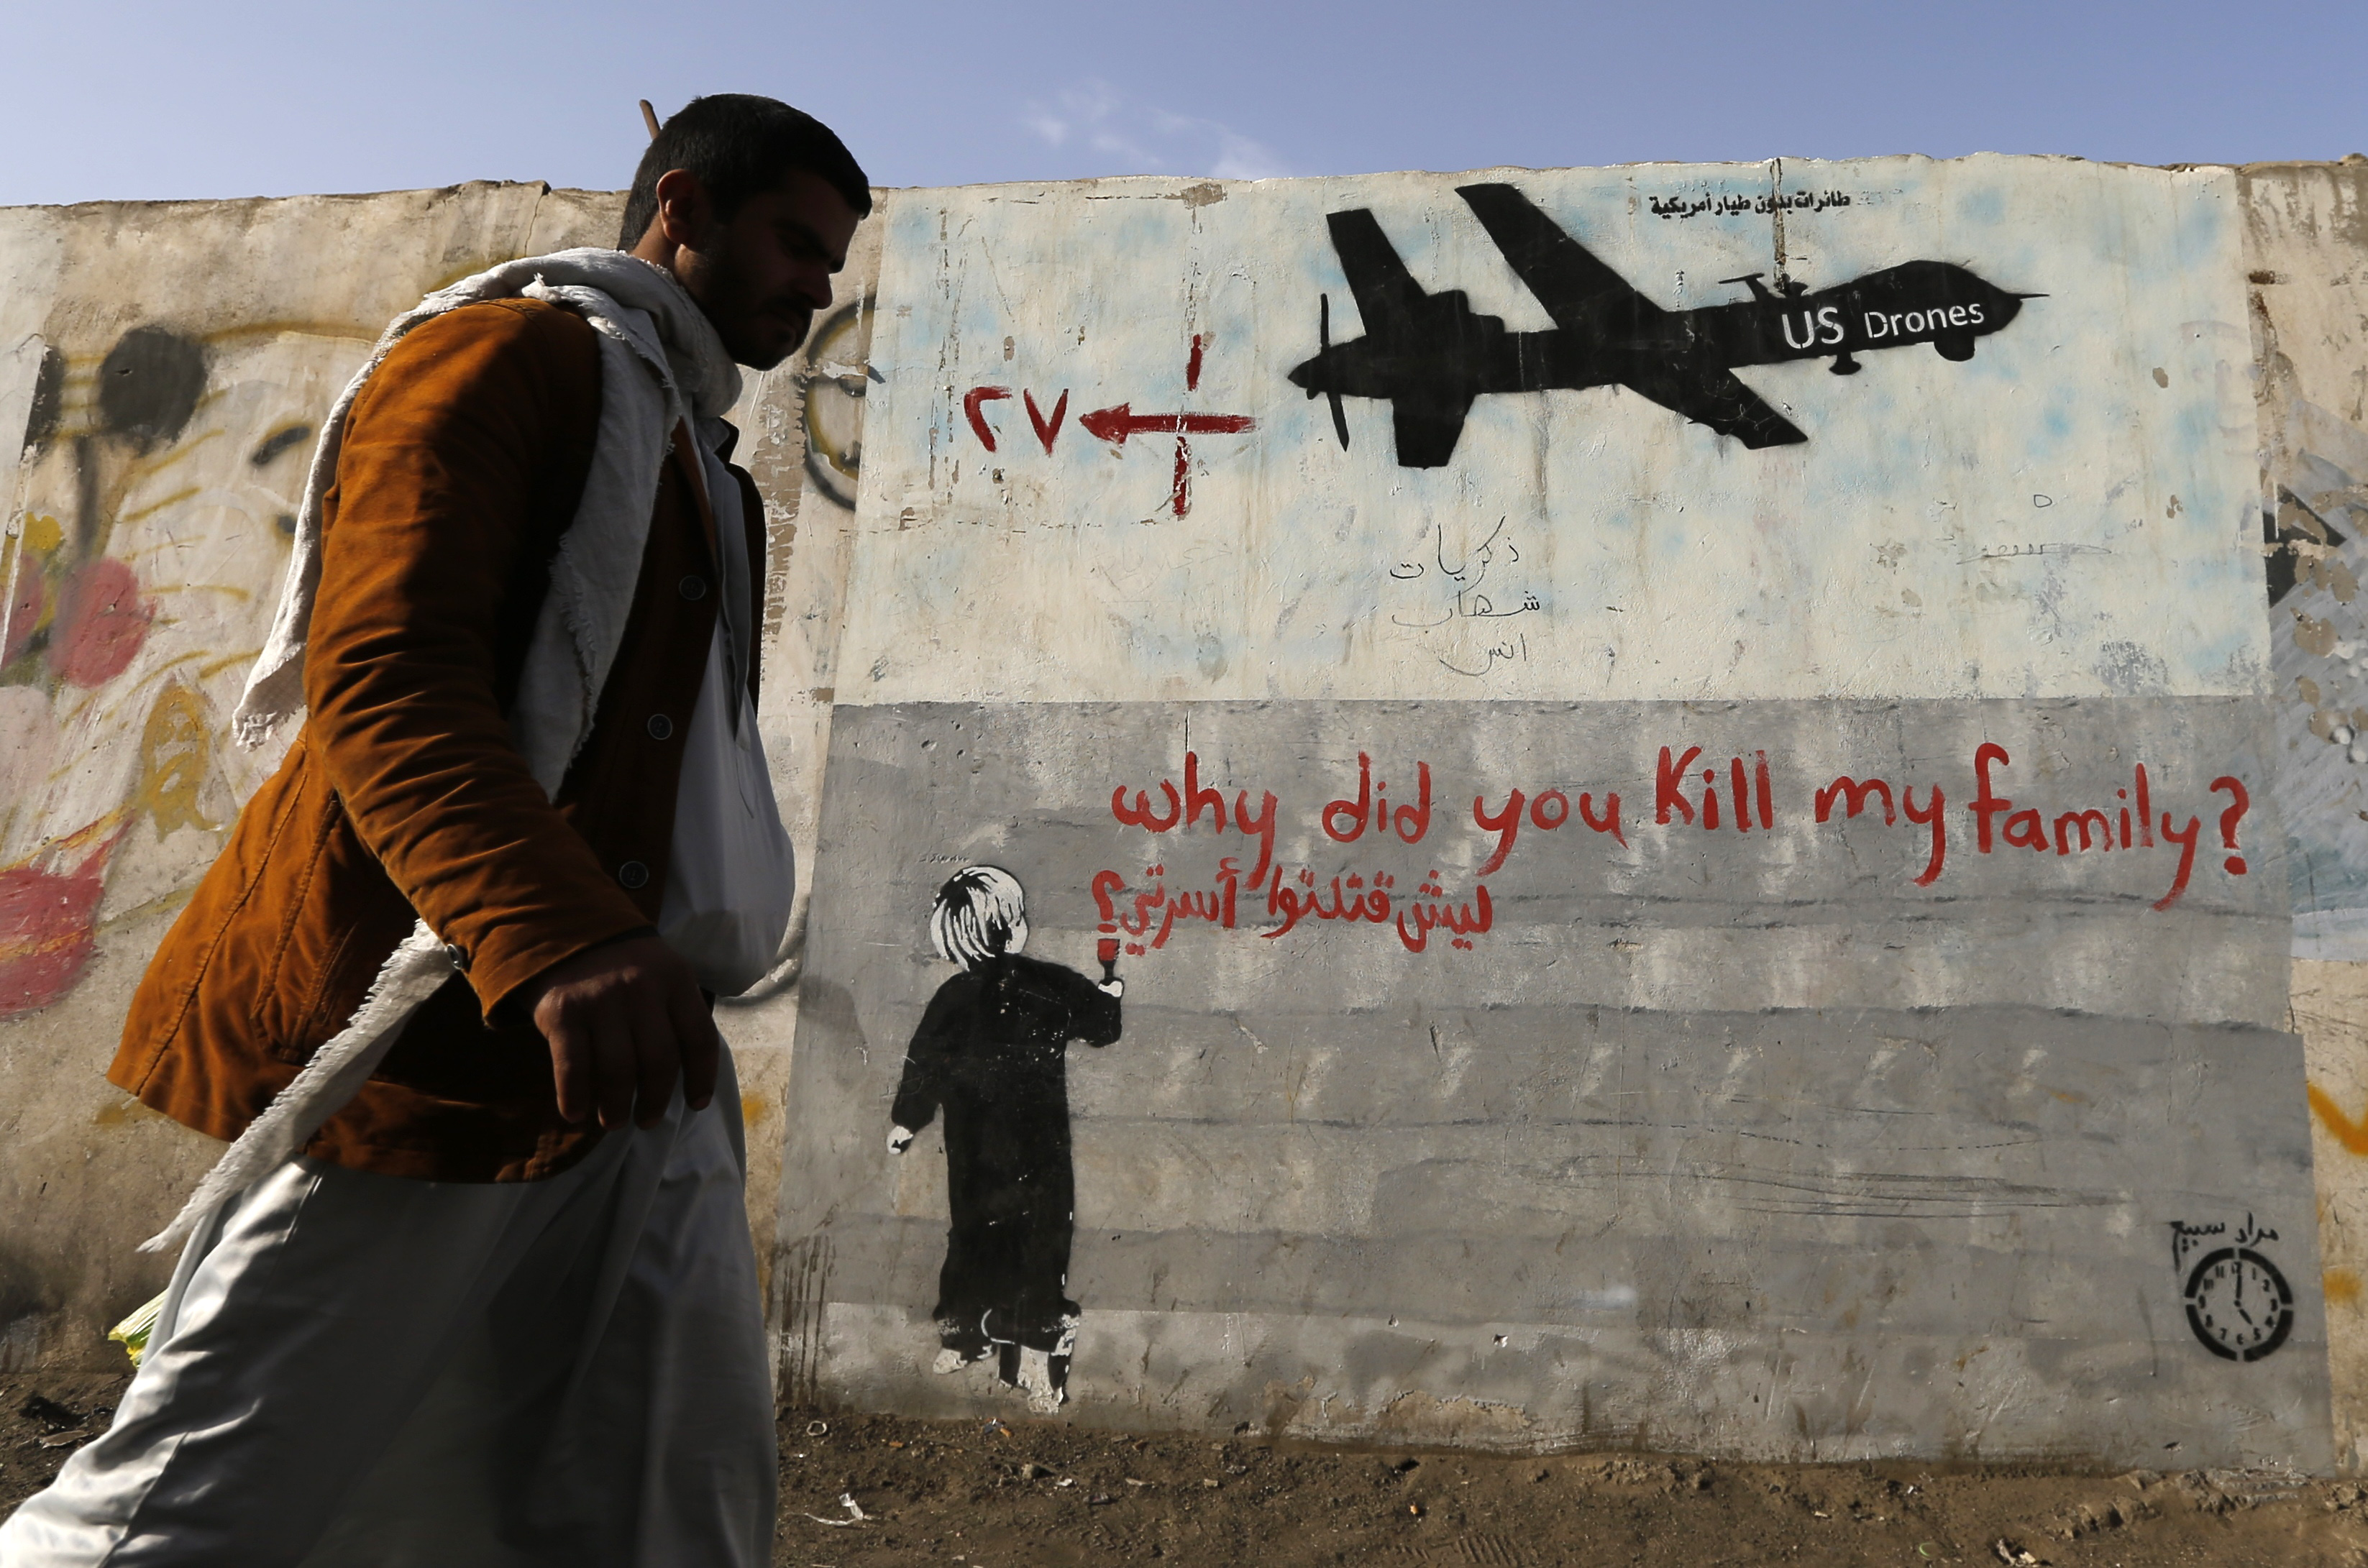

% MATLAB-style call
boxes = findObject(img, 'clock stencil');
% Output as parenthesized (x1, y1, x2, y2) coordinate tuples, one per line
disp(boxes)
(2170, 1215, 2295, 1363)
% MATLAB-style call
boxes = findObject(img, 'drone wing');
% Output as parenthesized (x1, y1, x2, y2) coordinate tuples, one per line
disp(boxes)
(1455, 182, 1663, 340)
(1620, 362, 1806, 448)
(1326, 208, 1430, 340)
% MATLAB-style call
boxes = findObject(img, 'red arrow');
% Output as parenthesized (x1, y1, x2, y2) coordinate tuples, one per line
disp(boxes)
(1079, 403, 1256, 446)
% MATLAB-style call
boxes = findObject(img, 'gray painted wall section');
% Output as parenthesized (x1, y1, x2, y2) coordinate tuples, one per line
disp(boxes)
(780, 698, 2326, 1464)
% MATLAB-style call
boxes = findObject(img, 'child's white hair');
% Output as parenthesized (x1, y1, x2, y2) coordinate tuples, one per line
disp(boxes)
(931, 864, 1029, 969)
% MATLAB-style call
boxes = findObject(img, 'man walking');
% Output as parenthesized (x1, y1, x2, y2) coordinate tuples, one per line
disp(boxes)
(0, 95, 866, 1567)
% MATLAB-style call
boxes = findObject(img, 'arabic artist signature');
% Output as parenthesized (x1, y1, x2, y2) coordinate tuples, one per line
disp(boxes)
(2170, 1214, 2280, 1269)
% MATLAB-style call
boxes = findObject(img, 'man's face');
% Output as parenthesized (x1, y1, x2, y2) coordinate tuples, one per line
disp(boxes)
(673, 169, 861, 371)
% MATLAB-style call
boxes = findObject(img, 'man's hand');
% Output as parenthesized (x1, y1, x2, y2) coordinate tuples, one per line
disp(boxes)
(523, 934, 720, 1129)
(887, 1126, 916, 1155)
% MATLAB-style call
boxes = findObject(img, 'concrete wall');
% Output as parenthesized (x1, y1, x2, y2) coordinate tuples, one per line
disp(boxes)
(780, 153, 2346, 1469)
(3, 152, 2365, 1470)
(2246, 156, 2368, 1470)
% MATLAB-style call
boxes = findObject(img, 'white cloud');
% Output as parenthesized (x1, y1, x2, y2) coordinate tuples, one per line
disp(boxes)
(1022, 109, 1069, 148)
(1210, 132, 1291, 182)
(1019, 78, 1292, 180)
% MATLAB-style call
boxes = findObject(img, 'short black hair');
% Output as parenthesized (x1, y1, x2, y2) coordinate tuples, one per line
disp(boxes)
(618, 95, 872, 249)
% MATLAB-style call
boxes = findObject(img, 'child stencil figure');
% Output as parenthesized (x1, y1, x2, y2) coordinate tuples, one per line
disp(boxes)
(889, 866, 1122, 1411)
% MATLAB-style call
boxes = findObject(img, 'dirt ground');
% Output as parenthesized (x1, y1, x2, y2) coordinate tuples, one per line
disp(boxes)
(8, 1375, 2368, 1565)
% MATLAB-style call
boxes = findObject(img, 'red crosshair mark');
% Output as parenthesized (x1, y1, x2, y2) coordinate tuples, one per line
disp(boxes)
(1078, 335, 1257, 516)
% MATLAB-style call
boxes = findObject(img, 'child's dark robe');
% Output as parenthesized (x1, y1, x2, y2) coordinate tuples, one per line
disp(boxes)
(892, 953, 1121, 1362)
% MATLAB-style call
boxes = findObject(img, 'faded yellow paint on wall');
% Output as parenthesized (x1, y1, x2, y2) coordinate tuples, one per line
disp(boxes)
(2313, 1084, 2368, 1156)
(133, 680, 214, 838)
(2294, 958, 2368, 1470)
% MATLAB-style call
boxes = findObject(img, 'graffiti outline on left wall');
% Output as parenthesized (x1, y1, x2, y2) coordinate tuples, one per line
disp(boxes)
(3, 318, 349, 1019)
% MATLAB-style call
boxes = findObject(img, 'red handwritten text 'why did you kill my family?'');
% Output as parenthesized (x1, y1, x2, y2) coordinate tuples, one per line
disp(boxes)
(1092, 743, 2255, 957)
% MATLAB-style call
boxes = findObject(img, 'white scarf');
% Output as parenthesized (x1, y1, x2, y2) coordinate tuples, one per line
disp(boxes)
(143, 249, 741, 1252)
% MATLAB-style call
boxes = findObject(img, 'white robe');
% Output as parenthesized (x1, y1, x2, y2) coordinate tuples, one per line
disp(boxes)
(0, 1065, 772, 1568)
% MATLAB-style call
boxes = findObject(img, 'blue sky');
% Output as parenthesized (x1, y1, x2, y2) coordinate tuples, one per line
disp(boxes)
(11, 0, 2364, 206)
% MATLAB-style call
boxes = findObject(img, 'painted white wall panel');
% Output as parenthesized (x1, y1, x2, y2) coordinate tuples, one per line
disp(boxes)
(841, 157, 2260, 706)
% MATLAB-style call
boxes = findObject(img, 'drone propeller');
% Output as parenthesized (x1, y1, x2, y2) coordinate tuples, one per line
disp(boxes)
(1317, 293, 1349, 451)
